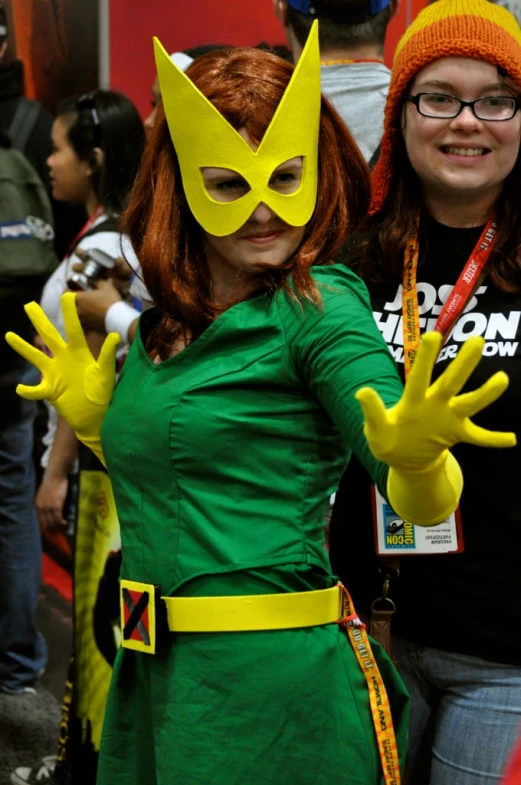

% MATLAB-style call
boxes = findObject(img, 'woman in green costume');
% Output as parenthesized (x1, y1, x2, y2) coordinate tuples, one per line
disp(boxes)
(6, 25, 516, 785)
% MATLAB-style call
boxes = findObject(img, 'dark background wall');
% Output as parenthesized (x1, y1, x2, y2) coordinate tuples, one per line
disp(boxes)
(5, 0, 98, 113)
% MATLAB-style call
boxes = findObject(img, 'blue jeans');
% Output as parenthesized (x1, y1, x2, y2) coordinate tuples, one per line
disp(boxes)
(393, 635, 521, 785)
(0, 366, 47, 690)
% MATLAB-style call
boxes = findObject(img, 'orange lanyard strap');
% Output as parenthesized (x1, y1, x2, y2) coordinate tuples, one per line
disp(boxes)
(402, 236, 422, 377)
(336, 585, 401, 785)
(402, 219, 498, 377)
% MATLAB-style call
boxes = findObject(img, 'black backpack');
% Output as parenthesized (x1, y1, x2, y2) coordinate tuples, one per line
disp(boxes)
(7, 96, 42, 155)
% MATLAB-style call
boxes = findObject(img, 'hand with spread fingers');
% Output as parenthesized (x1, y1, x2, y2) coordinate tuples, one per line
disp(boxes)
(356, 331, 515, 471)
(5, 292, 119, 464)
(355, 332, 516, 526)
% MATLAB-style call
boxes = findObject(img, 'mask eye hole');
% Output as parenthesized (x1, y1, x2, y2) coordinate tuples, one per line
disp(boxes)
(268, 157, 303, 195)
(201, 168, 251, 203)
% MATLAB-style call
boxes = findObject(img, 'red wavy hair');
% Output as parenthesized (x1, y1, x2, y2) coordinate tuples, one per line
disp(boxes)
(123, 46, 370, 358)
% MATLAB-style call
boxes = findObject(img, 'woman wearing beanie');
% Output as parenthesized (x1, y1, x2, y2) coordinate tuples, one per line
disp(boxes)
(329, 1, 521, 784)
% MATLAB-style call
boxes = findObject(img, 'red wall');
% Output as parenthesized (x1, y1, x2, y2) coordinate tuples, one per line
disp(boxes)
(109, 0, 429, 119)
(110, 0, 284, 118)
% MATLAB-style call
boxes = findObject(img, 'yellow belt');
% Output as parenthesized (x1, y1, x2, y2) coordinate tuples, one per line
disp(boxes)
(166, 585, 342, 631)
(120, 579, 343, 654)
(119, 579, 402, 785)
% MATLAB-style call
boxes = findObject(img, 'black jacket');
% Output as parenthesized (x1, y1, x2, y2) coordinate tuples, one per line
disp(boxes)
(0, 61, 54, 191)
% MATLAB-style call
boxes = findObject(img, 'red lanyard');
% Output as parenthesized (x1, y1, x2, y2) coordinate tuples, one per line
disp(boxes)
(65, 205, 104, 260)
(402, 219, 497, 376)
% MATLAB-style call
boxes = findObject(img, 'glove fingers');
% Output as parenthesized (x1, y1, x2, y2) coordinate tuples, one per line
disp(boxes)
(402, 332, 442, 404)
(85, 333, 119, 406)
(463, 420, 516, 449)
(61, 292, 89, 350)
(432, 337, 485, 399)
(451, 372, 509, 418)
(24, 302, 66, 355)
(355, 387, 389, 437)
(16, 379, 52, 401)
(97, 332, 120, 376)
(5, 331, 51, 373)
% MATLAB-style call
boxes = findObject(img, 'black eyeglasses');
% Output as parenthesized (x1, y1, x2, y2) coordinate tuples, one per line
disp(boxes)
(407, 92, 520, 122)
(76, 93, 102, 146)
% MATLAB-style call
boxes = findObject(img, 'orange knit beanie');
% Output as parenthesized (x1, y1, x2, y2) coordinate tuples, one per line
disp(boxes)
(371, 0, 521, 214)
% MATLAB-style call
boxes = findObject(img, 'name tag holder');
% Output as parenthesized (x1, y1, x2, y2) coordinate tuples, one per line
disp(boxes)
(372, 486, 464, 557)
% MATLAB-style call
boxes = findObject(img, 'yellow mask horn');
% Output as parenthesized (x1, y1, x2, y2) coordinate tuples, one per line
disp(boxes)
(154, 23, 321, 236)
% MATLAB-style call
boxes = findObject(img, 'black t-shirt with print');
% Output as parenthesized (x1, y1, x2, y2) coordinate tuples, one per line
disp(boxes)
(330, 216, 521, 664)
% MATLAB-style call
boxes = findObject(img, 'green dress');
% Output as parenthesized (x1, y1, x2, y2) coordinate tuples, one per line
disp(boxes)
(98, 265, 409, 785)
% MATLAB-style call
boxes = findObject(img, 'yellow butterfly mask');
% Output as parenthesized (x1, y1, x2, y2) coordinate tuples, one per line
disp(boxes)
(153, 23, 321, 237)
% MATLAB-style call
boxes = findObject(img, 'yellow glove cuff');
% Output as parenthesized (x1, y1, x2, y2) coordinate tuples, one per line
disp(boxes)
(387, 451, 463, 527)
(76, 431, 106, 468)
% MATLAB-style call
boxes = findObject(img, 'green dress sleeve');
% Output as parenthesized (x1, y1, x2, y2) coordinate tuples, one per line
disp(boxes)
(276, 264, 403, 495)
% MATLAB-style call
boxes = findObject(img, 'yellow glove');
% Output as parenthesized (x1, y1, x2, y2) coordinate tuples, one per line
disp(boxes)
(5, 292, 119, 466)
(356, 332, 516, 525)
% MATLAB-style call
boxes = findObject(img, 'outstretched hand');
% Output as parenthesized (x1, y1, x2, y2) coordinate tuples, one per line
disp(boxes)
(5, 292, 119, 436)
(356, 332, 516, 473)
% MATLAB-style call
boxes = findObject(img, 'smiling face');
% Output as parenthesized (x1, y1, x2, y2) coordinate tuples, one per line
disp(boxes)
(200, 130, 306, 294)
(402, 57, 521, 210)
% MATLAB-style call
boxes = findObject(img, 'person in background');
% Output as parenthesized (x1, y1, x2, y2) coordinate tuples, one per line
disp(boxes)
(145, 50, 194, 132)
(10, 89, 144, 785)
(273, 0, 398, 164)
(145, 44, 228, 132)
(72, 45, 227, 342)
(329, 1, 521, 783)
(6, 27, 515, 785)
(0, 127, 58, 698)
(36, 90, 144, 535)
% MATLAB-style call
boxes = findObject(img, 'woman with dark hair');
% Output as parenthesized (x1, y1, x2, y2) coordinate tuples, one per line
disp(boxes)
(53, 90, 145, 215)
(10, 89, 145, 785)
(38, 89, 144, 535)
(7, 26, 514, 785)
(329, 2, 521, 784)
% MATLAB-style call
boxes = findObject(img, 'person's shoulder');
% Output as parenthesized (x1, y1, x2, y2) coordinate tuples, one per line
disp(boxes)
(274, 263, 373, 342)
(275, 263, 371, 312)
(320, 61, 391, 92)
(0, 145, 39, 177)
(75, 223, 126, 254)
(309, 263, 371, 307)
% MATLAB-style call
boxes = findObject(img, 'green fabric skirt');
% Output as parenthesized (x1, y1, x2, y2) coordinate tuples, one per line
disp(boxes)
(97, 574, 408, 785)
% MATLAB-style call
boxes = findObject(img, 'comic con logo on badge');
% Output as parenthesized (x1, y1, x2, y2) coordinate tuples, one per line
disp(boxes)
(384, 513, 415, 549)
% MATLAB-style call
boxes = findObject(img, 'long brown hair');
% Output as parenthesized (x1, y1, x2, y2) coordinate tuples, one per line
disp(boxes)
(354, 72, 521, 292)
(122, 46, 370, 358)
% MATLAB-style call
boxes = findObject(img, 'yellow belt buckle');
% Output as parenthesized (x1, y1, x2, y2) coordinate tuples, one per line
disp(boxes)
(120, 579, 166, 654)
